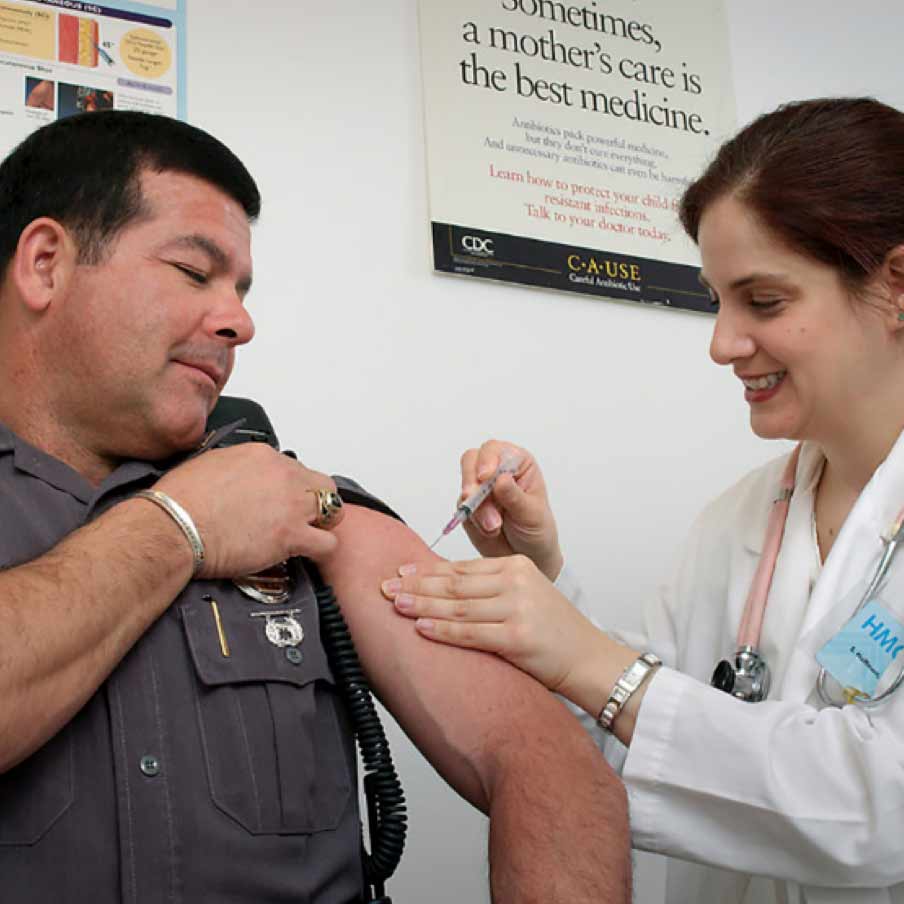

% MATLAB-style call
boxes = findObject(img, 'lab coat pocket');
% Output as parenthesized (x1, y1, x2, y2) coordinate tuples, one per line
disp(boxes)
(180, 587, 353, 836)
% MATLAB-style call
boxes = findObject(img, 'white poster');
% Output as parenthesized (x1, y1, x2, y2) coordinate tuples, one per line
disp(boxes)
(0, 0, 185, 159)
(419, 0, 735, 313)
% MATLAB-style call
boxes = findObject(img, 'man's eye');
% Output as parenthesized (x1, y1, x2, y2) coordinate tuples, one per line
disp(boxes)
(750, 298, 782, 310)
(174, 264, 208, 285)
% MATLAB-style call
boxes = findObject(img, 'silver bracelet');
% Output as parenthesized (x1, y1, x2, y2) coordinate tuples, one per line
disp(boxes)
(597, 652, 661, 732)
(134, 489, 205, 576)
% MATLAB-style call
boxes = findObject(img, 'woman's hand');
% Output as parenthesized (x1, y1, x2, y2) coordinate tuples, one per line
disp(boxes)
(460, 440, 563, 581)
(381, 555, 627, 703)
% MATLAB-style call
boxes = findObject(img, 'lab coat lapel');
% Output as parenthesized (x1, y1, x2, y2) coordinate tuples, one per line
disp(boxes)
(780, 429, 904, 703)
(757, 444, 823, 695)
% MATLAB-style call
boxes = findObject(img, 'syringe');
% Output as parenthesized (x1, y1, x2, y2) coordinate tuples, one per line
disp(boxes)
(429, 451, 523, 549)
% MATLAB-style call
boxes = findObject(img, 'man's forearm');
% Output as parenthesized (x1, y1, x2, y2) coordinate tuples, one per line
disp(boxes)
(0, 498, 193, 771)
(484, 701, 631, 903)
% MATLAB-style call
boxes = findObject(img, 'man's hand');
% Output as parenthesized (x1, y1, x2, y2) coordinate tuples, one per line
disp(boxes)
(154, 443, 343, 577)
(0, 442, 344, 771)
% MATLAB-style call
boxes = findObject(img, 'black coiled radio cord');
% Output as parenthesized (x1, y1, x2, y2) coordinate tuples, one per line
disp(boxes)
(205, 398, 408, 900)
(309, 565, 408, 903)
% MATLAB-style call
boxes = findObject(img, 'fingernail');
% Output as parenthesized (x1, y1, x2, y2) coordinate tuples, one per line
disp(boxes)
(395, 593, 414, 611)
(399, 563, 417, 576)
(382, 579, 401, 595)
(479, 509, 502, 532)
(417, 618, 435, 632)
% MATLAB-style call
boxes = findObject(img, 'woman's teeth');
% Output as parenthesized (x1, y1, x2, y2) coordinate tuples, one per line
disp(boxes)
(743, 372, 786, 391)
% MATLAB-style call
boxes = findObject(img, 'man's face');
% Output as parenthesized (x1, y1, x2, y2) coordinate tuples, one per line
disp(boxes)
(51, 168, 254, 463)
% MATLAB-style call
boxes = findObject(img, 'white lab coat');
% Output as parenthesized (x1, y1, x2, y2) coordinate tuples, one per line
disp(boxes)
(568, 432, 904, 904)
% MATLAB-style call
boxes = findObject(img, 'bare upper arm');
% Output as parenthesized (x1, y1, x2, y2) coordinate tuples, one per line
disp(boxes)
(318, 504, 588, 809)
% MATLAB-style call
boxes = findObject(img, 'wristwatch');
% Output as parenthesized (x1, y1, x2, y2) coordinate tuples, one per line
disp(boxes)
(597, 652, 661, 731)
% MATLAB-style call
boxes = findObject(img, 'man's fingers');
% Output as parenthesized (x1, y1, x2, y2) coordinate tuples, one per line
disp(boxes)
(289, 522, 340, 560)
(303, 482, 345, 531)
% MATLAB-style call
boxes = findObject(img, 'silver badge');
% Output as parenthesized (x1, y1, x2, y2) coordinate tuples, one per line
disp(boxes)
(250, 609, 304, 648)
(233, 561, 293, 605)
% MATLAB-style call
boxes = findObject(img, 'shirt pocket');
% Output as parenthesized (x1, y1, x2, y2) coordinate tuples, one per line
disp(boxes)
(0, 723, 74, 845)
(180, 584, 353, 836)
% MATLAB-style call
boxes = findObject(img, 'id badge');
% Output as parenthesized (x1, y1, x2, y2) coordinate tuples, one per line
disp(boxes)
(816, 599, 904, 699)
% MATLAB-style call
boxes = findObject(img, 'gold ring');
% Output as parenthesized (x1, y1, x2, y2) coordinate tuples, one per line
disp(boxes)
(308, 488, 343, 529)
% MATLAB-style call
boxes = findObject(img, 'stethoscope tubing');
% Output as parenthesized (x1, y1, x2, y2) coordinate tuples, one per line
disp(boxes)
(717, 446, 904, 708)
(815, 531, 904, 708)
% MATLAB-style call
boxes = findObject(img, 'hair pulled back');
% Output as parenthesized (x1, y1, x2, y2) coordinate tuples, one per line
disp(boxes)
(680, 97, 904, 291)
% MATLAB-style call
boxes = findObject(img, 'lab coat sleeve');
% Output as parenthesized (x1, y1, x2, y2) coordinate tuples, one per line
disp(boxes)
(625, 668, 904, 888)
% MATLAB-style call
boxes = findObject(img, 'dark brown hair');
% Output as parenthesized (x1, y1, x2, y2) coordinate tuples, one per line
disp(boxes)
(0, 111, 260, 278)
(680, 97, 904, 291)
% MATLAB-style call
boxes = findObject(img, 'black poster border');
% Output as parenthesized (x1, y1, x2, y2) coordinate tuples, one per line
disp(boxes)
(431, 221, 713, 315)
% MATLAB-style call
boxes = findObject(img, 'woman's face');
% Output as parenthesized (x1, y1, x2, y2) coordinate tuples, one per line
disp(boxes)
(698, 195, 897, 445)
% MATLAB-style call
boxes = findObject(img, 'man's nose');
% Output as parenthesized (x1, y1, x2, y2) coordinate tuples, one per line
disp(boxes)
(208, 291, 255, 346)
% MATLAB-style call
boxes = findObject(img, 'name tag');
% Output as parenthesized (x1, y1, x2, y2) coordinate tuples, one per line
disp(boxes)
(816, 600, 904, 699)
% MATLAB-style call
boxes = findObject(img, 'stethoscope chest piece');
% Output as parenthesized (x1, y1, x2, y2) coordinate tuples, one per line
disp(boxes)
(711, 646, 771, 702)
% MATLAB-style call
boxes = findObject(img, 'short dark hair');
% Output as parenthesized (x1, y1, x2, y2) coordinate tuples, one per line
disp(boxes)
(680, 97, 904, 292)
(0, 111, 261, 277)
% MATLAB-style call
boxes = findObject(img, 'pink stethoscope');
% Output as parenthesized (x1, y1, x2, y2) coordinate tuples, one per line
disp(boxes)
(711, 445, 904, 706)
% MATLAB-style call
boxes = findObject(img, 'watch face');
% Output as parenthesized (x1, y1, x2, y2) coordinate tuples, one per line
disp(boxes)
(625, 662, 646, 686)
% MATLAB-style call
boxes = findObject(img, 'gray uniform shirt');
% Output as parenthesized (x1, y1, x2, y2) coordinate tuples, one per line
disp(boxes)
(0, 420, 394, 904)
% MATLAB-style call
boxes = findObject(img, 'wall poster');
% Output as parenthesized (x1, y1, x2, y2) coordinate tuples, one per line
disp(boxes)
(0, 0, 185, 160)
(418, 0, 735, 313)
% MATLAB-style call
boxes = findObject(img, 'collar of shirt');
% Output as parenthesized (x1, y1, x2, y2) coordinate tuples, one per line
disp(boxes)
(0, 418, 247, 513)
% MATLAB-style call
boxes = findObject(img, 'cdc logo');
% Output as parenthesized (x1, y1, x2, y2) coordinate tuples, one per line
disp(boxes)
(462, 235, 495, 257)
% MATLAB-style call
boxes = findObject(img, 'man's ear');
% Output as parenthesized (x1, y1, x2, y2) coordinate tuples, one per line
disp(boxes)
(9, 218, 78, 314)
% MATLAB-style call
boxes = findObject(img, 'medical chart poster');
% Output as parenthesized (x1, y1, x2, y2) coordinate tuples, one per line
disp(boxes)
(0, 0, 185, 161)
(418, 0, 735, 313)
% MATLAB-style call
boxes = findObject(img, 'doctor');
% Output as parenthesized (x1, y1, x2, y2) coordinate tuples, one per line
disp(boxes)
(382, 97, 904, 904)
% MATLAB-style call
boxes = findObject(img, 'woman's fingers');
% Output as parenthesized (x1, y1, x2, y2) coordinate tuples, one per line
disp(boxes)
(381, 559, 507, 613)
(395, 571, 505, 601)
(396, 558, 504, 578)
(474, 440, 530, 483)
(462, 441, 533, 535)
(414, 618, 510, 654)
(394, 592, 511, 623)
(379, 552, 586, 691)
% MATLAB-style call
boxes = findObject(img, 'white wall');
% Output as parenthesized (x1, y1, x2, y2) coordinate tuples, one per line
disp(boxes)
(185, 2, 904, 901)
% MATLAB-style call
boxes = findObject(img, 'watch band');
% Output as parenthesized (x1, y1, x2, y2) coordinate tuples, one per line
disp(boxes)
(597, 652, 662, 732)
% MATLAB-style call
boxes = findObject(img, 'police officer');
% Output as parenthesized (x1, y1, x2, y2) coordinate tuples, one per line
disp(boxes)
(0, 112, 629, 903)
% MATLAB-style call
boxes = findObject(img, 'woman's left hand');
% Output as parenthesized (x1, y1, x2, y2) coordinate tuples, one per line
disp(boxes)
(381, 554, 610, 698)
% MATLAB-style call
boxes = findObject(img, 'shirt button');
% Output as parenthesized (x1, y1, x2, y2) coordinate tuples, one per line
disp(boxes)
(285, 648, 303, 665)
(140, 755, 161, 777)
